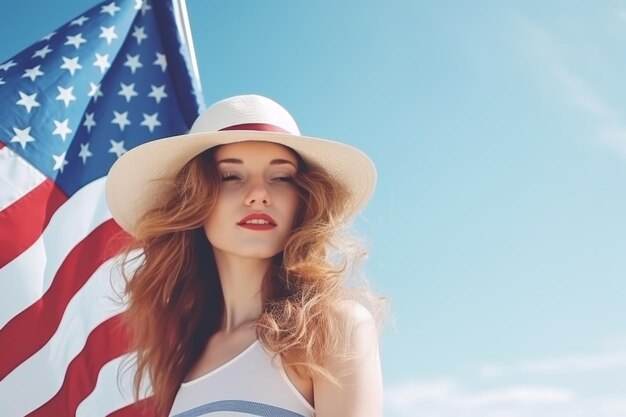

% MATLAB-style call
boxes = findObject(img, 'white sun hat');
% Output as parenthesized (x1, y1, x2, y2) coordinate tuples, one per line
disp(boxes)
(105, 94, 377, 236)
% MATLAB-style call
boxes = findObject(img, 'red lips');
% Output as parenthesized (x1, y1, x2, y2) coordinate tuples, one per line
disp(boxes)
(237, 213, 277, 230)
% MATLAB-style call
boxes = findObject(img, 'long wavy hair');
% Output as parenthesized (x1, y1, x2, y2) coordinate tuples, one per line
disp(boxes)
(117, 145, 385, 416)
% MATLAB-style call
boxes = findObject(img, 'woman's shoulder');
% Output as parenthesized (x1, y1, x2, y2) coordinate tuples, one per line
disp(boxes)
(333, 299, 376, 326)
(329, 300, 379, 358)
(312, 300, 383, 416)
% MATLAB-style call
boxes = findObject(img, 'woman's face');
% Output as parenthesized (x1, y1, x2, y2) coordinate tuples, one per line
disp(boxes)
(203, 141, 301, 260)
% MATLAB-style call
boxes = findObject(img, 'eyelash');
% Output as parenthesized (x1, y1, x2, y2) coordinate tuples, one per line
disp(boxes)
(220, 172, 294, 182)
(221, 171, 241, 181)
(272, 175, 293, 183)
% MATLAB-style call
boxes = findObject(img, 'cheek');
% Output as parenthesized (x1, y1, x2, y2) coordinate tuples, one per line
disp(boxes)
(202, 213, 216, 242)
(285, 190, 301, 223)
(203, 197, 228, 235)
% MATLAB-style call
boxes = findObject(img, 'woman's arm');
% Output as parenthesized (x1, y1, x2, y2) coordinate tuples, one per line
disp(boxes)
(313, 301, 383, 417)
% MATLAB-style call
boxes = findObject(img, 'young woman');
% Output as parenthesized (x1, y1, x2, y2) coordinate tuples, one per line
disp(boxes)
(106, 95, 385, 417)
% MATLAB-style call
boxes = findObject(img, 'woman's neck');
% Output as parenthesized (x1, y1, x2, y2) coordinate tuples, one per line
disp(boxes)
(212, 250, 270, 333)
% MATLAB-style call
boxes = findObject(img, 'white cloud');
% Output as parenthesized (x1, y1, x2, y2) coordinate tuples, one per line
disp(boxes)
(514, 14, 626, 159)
(385, 378, 458, 407)
(520, 351, 626, 373)
(462, 385, 572, 407)
(388, 343, 626, 417)
(549, 64, 617, 120)
(601, 398, 626, 413)
(600, 334, 626, 350)
(597, 125, 626, 159)
(385, 378, 626, 417)
(385, 378, 572, 417)
(478, 350, 626, 378)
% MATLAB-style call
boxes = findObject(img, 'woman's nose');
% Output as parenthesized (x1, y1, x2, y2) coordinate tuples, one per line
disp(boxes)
(244, 182, 271, 206)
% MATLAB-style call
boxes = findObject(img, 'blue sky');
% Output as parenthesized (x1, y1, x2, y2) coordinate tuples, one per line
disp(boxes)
(2, 1, 626, 416)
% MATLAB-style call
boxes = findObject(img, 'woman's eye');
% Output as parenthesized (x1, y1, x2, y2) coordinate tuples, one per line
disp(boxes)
(221, 172, 242, 181)
(271, 175, 293, 183)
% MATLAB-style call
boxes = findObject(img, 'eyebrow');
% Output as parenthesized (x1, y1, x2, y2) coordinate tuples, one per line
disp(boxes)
(216, 158, 297, 168)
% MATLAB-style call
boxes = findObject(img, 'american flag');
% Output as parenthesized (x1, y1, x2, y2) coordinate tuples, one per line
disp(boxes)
(0, 0, 204, 415)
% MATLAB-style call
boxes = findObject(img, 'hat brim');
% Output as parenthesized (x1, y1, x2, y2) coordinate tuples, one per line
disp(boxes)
(105, 130, 376, 236)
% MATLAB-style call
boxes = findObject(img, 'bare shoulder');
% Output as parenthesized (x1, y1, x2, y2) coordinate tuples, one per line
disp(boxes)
(313, 300, 383, 417)
(332, 300, 379, 351)
(334, 299, 376, 322)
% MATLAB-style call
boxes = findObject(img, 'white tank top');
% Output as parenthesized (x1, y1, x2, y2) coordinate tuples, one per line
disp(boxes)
(169, 340, 315, 417)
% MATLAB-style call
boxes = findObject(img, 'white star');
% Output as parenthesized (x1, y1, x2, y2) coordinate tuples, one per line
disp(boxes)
(101, 2, 121, 16)
(78, 142, 93, 164)
(11, 126, 35, 149)
(0, 77, 5, 85)
(93, 53, 111, 73)
(148, 84, 168, 103)
(88, 82, 103, 102)
(111, 111, 131, 131)
(32, 45, 53, 59)
(0, 60, 17, 71)
(118, 83, 138, 102)
(124, 54, 143, 73)
(41, 31, 56, 41)
(22, 65, 44, 81)
(65, 33, 87, 49)
(83, 112, 97, 132)
(61, 56, 82, 76)
(132, 25, 148, 45)
(52, 119, 73, 141)
(153, 52, 167, 72)
(56, 85, 76, 107)
(140, 0, 152, 15)
(140, 112, 161, 132)
(52, 152, 68, 173)
(109, 139, 127, 158)
(71, 16, 89, 26)
(99, 26, 118, 44)
(16, 91, 40, 113)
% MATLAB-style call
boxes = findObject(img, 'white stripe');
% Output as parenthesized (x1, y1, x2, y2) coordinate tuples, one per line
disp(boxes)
(0, 257, 132, 417)
(0, 146, 46, 210)
(76, 352, 151, 417)
(0, 177, 111, 329)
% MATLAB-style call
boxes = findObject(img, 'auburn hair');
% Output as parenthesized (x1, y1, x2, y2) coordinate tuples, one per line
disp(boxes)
(116, 145, 384, 416)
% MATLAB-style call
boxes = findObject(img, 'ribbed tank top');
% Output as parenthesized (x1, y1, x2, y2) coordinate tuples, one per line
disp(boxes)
(169, 340, 315, 417)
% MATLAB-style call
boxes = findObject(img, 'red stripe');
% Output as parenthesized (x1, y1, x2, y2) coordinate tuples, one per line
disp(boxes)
(26, 315, 130, 417)
(0, 179, 68, 268)
(0, 141, 5, 150)
(219, 122, 292, 134)
(0, 219, 127, 379)
(107, 398, 156, 417)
